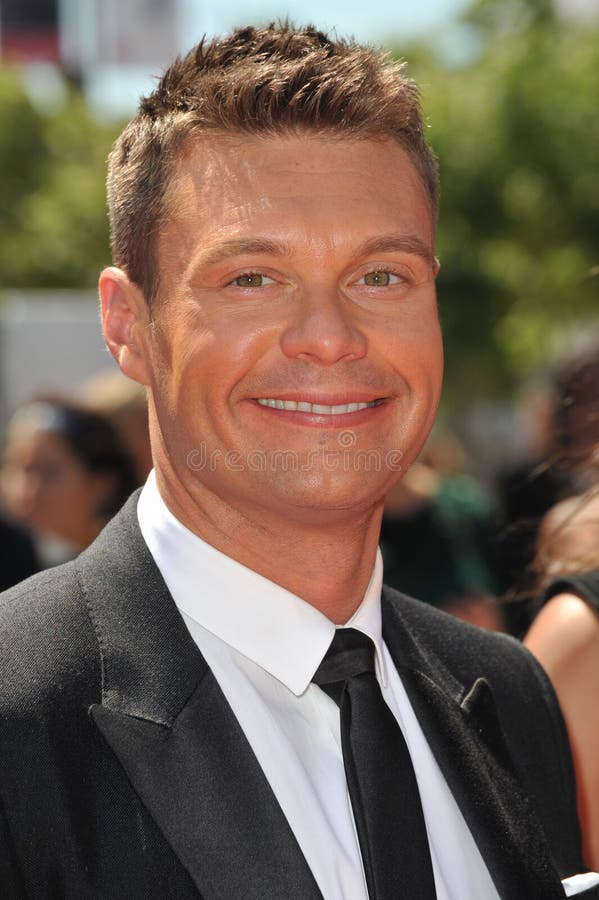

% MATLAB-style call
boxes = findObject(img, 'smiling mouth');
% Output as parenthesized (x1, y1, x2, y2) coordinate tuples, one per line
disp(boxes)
(255, 399, 384, 415)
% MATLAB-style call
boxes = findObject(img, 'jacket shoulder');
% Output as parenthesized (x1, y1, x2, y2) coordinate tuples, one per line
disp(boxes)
(0, 562, 100, 713)
(383, 584, 535, 676)
(382, 585, 564, 735)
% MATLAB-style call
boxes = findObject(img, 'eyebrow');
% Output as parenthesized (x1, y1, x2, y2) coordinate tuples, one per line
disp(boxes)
(355, 234, 435, 266)
(191, 232, 434, 272)
(192, 238, 292, 270)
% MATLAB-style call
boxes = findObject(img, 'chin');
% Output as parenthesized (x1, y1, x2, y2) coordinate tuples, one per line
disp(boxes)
(263, 469, 390, 517)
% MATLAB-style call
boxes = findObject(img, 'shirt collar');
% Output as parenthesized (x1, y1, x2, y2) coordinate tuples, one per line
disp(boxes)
(137, 470, 386, 695)
(345, 558, 388, 687)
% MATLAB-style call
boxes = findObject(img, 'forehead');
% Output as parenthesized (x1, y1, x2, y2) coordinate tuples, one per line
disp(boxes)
(158, 132, 435, 262)
(5, 426, 70, 460)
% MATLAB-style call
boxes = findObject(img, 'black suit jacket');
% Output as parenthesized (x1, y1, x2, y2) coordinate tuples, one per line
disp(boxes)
(0, 493, 590, 898)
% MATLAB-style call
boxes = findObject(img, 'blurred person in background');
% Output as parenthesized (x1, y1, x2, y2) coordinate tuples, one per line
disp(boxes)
(524, 341, 599, 870)
(494, 339, 599, 634)
(0, 396, 136, 565)
(525, 488, 599, 871)
(77, 369, 152, 484)
(492, 379, 569, 633)
(381, 426, 504, 630)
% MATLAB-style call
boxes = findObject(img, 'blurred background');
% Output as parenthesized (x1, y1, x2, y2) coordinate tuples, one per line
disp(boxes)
(0, 0, 597, 626)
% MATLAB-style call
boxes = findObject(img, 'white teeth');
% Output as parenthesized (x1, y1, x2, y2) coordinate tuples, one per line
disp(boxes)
(256, 399, 379, 414)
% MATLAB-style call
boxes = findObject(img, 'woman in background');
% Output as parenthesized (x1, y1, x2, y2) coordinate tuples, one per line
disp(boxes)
(525, 489, 599, 870)
(524, 339, 599, 869)
(1, 396, 136, 565)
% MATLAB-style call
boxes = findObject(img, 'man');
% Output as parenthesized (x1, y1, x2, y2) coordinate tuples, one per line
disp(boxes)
(0, 23, 596, 900)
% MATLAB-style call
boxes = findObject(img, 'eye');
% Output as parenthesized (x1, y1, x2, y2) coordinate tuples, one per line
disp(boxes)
(361, 270, 401, 287)
(230, 272, 275, 288)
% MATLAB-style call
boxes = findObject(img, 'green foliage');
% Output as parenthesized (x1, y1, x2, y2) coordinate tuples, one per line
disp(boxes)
(0, 71, 119, 289)
(404, 7, 599, 405)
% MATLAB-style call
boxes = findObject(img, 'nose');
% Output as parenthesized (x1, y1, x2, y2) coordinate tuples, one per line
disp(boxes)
(280, 292, 367, 364)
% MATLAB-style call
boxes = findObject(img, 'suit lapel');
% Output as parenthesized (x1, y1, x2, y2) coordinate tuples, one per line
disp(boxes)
(90, 676, 323, 900)
(382, 589, 566, 900)
(78, 495, 322, 900)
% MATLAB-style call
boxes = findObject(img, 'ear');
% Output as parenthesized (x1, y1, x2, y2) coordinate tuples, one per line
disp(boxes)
(433, 256, 441, 278)
(99, 267, 151, 386)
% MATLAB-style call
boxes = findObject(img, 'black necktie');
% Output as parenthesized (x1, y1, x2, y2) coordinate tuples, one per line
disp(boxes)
(312, 628, 437, 900)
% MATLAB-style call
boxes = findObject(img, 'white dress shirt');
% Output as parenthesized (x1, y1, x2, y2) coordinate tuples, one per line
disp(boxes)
(138, 471, 500, 900)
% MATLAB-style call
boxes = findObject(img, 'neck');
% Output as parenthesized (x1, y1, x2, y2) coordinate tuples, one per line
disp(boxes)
(154, 468, 384, 624)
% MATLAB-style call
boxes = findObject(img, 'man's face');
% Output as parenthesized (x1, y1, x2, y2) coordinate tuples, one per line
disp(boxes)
(127, 133, 443, 524)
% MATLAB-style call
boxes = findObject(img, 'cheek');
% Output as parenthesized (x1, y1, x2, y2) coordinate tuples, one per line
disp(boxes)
(383, 305, 443, 380)
(42, 459, 91, 498)
(208, 309, 273, 361)
(419, 325, 444, 388)
(174, 315, 271, 402)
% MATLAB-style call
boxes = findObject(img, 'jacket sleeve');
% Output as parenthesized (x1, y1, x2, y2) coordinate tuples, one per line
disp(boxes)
(492, 638, 584, 878)
(0, 795, 27, 898)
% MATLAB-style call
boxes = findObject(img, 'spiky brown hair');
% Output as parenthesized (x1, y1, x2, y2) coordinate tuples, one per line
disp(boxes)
(107, 23, 438, 305)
